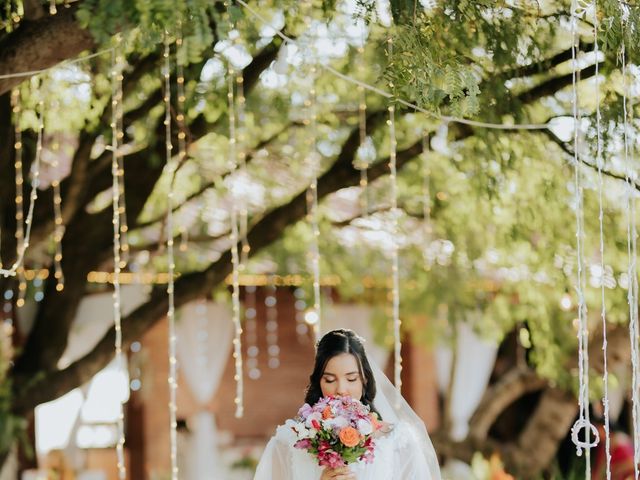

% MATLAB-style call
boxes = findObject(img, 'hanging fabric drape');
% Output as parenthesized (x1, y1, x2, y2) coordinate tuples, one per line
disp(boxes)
(176, 301, 233, 480)
(435, 321, 498, 440)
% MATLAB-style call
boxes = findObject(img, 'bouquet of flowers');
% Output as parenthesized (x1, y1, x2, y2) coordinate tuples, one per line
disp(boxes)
(286, 396, 387, 468)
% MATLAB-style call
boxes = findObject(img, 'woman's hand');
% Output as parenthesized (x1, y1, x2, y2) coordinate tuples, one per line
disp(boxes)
(320, 466, 356, 479)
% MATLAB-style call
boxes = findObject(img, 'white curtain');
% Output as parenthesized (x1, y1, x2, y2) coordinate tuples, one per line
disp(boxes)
(176, 301, 233, 480)
(435, 321, 498, 440)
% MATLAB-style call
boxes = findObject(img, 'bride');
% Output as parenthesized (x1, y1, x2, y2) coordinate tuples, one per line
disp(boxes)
(254, 329, 441, 480)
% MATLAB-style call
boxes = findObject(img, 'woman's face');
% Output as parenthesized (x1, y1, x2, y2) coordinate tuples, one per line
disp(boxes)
(320, 352, 364, 400)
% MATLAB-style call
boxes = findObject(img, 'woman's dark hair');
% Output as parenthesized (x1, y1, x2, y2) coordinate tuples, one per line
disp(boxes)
(304, 329, 377, 412)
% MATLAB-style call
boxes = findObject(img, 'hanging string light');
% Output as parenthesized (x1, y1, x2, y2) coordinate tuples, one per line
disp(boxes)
(162, 34, 179, 480)
(109, 44, 127, 480)
(175, 23, 189, 255)
(421, 133, 433, 270)
(265, 278, 280, 369)
(569, 0, 598, 466)
(297, 0, 322, 342)
(355, 21, 370, 216)
(245, 285, 260, 379)
(230, 204, 244, 418)
(620, 5, 640, 476)
(591, 3, 612, 478)
(113, 42, 129, 270)
(49, 0, 56, 15)
(388, 102, 402, 391)
(9, 88, 28, 306)
(236, 68, 251, 268)
(50, 135, 65, 292)
(227, 48, 245, 418)
(2, 80, 44, 283)
(386, 32, 403, 391)
(304, 75, 322, 342)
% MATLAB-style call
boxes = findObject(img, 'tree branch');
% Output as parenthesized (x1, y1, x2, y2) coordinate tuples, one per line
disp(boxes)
(517, 63, 599, 104)
(500, 40, 594, 80)
(0, 4, 95, 95)
(134, 121, 300, 230)
(11, 109, 428, 412)
(542, 128, 640, 189)
(468, 368, 547, 440)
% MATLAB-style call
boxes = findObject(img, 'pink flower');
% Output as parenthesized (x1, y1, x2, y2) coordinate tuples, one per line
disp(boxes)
(294, 439, 312, 450)
(318, 443, 346, 469)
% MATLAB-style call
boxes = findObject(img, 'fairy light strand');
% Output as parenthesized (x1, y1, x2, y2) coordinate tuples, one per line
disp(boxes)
(162, 35, 179, 480)
(356, 21, 369, 215)
(388, 103, 402, 391)
(175, 24, 189, 254)
(114, 43, 129, 269)
(1, 80, 44, 280)
(569, 0, 597, 466)
(620, 7, 640, 476)
(236, 70, 251, 268)
(422, 134, 432, 268)
(10, 88, 28, 306)
(306, 64, 322, 342)
(592, 4, 612, 478)
(228, 56, 245, 418)
(50, 136, 65, 292)
(385, 31, 403, 391)
(11, 89, 23, 262)
(109, 44, 127, 480)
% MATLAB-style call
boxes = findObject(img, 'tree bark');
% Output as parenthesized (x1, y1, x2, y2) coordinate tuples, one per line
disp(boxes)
(0, 4, 95, 95)
(12, 116, 423, 413)
(468, 368, 548, 440)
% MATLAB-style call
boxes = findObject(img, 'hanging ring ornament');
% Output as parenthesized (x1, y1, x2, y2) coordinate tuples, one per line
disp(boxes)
(571, 418, 600, 456)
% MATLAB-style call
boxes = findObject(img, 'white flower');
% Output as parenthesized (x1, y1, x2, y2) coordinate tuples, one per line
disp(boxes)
(298, 424, 318, 439)
(357, 419, 373, 436)
(323, 416, 349, 430)
(284, 419, 318, 440)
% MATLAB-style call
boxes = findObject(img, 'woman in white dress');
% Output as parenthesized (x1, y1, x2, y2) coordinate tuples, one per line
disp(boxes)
(254, 329, 441, 480)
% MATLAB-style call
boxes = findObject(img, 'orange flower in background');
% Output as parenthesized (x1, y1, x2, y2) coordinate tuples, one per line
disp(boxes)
(489, 453, 514, 480)
(339, 427, 361, 447)
(322, 406, 333, 420)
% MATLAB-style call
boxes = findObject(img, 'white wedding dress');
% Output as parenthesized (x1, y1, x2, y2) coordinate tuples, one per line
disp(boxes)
(254, 420, 432, 479)
(254, 364, 440, 480)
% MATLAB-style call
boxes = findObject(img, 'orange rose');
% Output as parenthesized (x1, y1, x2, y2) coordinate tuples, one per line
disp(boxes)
(322, 406, 333, 420)
(339, 427, 361, 448)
